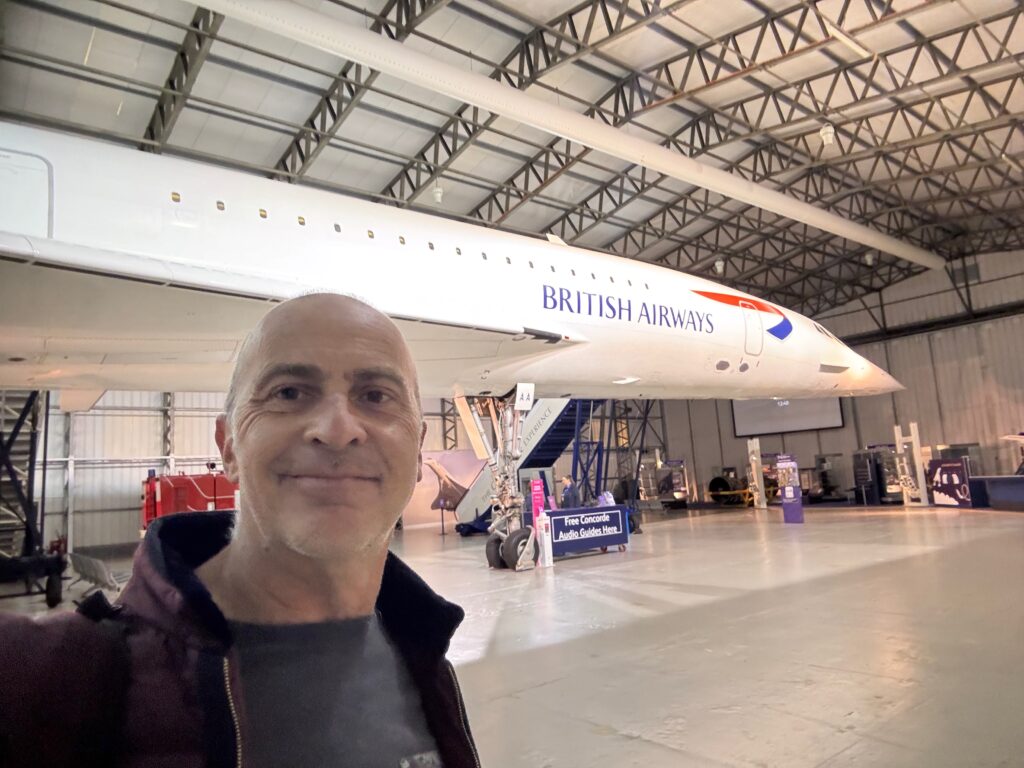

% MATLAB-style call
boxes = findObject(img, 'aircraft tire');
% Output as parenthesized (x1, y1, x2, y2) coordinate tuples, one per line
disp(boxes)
(45, 572, 62, 608)
(501, 527, 538, 571)
(485, 534, 506, 569)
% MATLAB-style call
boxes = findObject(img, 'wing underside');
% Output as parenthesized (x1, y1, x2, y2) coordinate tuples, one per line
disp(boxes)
(0, 236, 577, 396)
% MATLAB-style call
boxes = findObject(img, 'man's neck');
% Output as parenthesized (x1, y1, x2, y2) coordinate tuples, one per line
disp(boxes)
(196, 527, 387, 625)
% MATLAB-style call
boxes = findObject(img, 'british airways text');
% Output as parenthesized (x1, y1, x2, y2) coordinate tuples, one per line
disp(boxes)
(542, 285, 714, 334)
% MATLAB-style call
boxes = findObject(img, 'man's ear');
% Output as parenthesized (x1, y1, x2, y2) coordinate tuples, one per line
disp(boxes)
(416, 420, 427, 483)
(216, 414, 239, 483)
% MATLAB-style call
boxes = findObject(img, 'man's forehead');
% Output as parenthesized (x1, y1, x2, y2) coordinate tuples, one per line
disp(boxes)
(236, 295, 416, 387)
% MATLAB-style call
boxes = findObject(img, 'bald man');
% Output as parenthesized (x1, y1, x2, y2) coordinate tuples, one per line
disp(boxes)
(0, 294, 480, 768)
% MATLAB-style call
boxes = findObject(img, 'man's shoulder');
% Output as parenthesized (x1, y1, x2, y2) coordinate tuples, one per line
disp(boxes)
(0, 607, 124, 689)
(0, 609, 131, 766)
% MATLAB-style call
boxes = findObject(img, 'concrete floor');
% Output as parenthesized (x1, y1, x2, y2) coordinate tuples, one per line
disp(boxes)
(4, 506, 1024, 767)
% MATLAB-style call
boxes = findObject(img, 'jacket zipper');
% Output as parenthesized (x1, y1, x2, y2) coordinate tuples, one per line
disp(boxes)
(446, 661, 481, 768)
(222, 656, 243, 768)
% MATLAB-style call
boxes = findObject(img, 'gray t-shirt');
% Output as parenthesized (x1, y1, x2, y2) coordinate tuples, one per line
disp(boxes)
(229, 614, 442, 768)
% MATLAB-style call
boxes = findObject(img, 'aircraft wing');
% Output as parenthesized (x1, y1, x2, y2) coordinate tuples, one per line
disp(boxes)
(0, 233, 578, 396)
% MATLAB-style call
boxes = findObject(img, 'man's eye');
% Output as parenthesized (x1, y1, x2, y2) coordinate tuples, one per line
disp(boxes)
(274, 386, 303, 401)
(362, 389, 391, 405)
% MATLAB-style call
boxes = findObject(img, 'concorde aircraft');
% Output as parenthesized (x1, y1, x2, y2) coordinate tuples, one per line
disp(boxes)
(0, 121, 900, 408)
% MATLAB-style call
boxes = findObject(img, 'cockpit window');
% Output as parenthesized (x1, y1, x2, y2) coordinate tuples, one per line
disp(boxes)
(813, 322, 839, 341)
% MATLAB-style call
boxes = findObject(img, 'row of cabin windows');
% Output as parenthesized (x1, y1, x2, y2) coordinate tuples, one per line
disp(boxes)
(169, 192, 649, 289)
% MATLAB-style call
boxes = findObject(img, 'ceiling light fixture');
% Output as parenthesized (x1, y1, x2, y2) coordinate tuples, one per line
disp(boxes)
(432, 180, 443, 204)
(865, 252, 875, 266)
(820, 123, 836, 146)
(714, 258, 725, 275)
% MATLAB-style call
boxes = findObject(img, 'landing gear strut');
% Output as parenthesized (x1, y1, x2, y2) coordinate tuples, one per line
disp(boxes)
(460, 393, 539, 572)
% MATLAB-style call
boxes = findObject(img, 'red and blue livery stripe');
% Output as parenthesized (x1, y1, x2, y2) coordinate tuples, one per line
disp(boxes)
(692, 290, 794, 340)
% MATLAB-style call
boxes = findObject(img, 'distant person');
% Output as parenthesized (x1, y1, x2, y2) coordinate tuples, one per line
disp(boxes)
(0, 294, 479, 768)
(560, 474, 581, 509)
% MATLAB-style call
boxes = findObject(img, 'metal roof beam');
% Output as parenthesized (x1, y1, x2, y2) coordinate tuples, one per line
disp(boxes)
(273, 0, 452, 181)
(559, 7, 1021, 254)
(376, 0, 700, 206)
(142, 7, 223, 151)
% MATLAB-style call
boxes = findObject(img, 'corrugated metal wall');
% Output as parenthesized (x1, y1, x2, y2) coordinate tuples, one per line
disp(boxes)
(820, 250, 1024, 337)
(661, 255, 1024, 499)
(38, 392, 472, 548)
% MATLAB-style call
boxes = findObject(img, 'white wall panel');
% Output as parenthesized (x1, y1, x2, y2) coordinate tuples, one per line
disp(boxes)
(780, 430, 820, 469)
(975, 250, 1024, 310)
(928, 326, 991, 447)
(817, 398, 859, 458)
(174, 413, 220, 458)
(980, 315, 1024, 473)
(72, 413, 164, 458)
(887, 335, 943, 447)
(97, 390, 163, 409)
(848, 343, 898, 447)
(174, 392, 226, 410)
(818, 251, 1024, 336)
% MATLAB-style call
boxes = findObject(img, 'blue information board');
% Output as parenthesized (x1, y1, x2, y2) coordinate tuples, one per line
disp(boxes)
(776, 454, 804, 524)
(547, 505, 630, 557)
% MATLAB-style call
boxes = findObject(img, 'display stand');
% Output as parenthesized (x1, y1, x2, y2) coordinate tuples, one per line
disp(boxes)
(894, 422, 927, 506)
(747, 437, 767, 510)
(776, 454, 803, 524)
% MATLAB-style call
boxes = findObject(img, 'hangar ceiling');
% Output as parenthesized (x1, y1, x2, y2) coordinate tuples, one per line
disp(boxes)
(1, 0, 1022, 317)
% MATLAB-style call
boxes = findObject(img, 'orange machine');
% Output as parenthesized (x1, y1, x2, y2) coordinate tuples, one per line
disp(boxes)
(141, 466, 238, 529)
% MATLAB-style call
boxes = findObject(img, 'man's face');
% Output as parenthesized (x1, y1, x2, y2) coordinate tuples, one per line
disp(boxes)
(216, 296, 425, 560)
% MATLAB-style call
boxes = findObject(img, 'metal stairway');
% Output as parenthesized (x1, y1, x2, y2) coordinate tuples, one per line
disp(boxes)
(455, 399, 603, 524)
(518, 399, 601, 469)
(0, 390, 37, 558)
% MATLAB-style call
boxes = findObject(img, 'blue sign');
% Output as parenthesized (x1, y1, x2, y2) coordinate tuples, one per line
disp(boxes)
(547, 505, 630, 557)
(776, 454, 804, 524)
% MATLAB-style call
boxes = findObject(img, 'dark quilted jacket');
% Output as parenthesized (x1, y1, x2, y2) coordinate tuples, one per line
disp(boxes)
(0, 511, 480, 768)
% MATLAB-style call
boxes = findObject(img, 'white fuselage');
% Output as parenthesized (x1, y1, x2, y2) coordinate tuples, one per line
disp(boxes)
(0, 121, 899, 399)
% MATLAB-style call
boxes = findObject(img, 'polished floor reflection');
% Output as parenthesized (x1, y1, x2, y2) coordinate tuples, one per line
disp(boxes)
(394, 507, 1024, 767)
(4, 506, 1022, 766)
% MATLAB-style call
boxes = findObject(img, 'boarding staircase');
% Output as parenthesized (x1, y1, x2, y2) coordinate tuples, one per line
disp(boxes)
(456, 399, 600, 524)
(0, 390, 40, 558)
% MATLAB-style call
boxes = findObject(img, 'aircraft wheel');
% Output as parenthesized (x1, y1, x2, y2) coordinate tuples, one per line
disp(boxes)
(485, 534, 506, 569)
(600, 546, 608, 553)
(501, 528, 538, 571)
(45, 573, 62, 608)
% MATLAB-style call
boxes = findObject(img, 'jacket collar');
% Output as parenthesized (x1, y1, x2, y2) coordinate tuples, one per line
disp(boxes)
(119, 511, 464, 657)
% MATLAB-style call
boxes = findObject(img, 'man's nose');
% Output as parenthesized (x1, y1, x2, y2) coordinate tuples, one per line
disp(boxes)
(304, 394, 368, 448)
